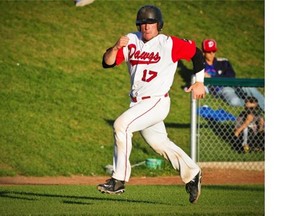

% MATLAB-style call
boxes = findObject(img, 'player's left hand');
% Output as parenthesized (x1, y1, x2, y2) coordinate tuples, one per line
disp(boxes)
(185, 82, 206, 99)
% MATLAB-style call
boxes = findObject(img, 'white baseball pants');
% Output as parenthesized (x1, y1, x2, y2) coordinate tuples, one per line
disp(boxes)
(111, 95, 200, 183)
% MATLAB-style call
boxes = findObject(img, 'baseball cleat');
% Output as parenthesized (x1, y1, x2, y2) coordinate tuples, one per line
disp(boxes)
(185, 171, 202, 203)
(97, 178, 125, 194)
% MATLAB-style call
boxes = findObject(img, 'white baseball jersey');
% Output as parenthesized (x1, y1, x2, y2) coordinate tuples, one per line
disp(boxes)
(110, 32, 201, 183)
(115, 32, 197, 99)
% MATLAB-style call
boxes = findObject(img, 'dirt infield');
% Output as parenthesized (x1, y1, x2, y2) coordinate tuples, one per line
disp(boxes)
(0, 168, 264, 186)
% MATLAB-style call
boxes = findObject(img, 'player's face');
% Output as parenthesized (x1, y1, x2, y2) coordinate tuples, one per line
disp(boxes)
(140, 23, 159, 42)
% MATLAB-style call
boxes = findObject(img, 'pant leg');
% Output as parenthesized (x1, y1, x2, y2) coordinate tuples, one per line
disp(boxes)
(242, 127, 248, 146)
(218, 87, 244, 107)
(141, 122, 200, 184)
(112, 97, 170, 182)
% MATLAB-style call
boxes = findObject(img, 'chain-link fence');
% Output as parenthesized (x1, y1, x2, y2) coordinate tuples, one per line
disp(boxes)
(195, 78, 265, 171)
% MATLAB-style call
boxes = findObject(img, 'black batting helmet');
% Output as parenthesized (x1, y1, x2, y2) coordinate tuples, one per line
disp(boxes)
(136, 5, 164, 31)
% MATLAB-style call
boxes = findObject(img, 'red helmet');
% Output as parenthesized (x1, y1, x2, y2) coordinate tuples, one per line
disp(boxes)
(136, 5, 164, 31)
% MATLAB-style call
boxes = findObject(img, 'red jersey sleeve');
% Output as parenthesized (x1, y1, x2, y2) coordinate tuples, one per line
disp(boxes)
(115, 47, 125, 65)
(171, 36, 196, 62)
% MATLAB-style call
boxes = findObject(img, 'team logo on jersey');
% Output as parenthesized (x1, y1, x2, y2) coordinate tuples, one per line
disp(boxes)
(128, 44, 161, 65)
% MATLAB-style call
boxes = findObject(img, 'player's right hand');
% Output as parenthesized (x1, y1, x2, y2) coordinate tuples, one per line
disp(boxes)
(114, 36, 129, 50)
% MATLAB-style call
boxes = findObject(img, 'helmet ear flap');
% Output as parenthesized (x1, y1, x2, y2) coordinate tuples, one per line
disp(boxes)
(158, 22, 163, 31)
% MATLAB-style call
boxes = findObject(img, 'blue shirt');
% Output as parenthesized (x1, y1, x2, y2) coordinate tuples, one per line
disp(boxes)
(205, 64, 217, 77)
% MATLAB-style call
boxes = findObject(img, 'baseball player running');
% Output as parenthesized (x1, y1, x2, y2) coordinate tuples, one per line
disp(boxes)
(97, 5, 205, 204)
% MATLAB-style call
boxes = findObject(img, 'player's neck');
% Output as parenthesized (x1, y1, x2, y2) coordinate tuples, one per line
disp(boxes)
(142, 33, 159, 43)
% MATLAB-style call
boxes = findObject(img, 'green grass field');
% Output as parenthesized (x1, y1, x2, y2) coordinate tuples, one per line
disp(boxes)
(0, 1, 265, 215)
(0, 0, 264, 177)
(0, 185, 264, 216)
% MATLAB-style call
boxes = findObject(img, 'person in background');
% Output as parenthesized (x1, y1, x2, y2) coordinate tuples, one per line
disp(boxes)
(202, 38, 265, 111)
(234, 96, 265, 153)
(74, 0, 94, 7)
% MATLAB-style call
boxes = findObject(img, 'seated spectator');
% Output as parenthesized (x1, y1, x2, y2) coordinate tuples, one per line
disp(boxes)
(202, 38, 265, 111)
(234, 96, 265, 153)
(74, 0, 95, 7)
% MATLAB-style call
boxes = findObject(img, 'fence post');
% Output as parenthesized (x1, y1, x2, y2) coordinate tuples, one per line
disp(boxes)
(190, 75, 197, 161)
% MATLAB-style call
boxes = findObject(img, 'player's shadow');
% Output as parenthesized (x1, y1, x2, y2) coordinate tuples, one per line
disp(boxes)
(0, 190, 168, 205)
